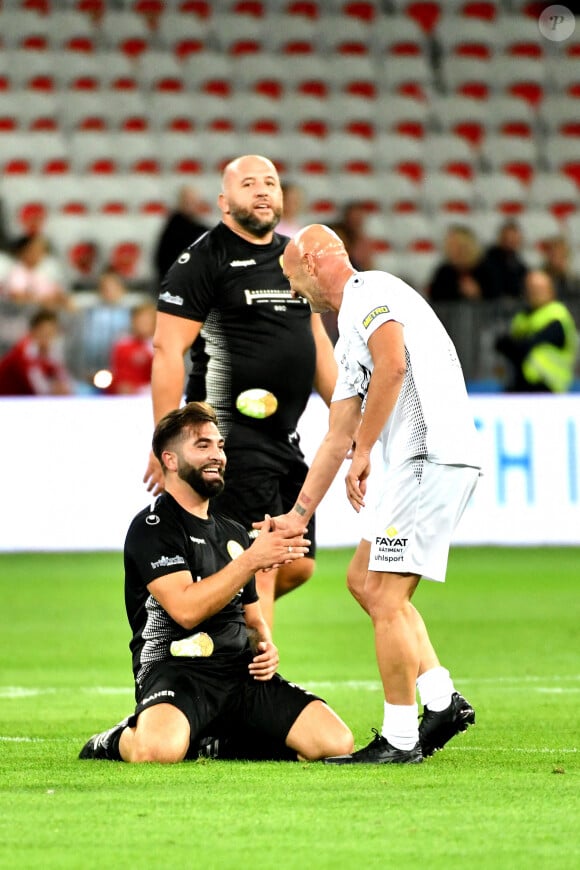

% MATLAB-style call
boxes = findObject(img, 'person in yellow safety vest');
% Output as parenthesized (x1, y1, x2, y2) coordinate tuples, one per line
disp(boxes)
(495, 269, 578, 393)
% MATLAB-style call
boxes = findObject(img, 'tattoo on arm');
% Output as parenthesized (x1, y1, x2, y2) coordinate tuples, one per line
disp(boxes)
(294, 504, 307, 517)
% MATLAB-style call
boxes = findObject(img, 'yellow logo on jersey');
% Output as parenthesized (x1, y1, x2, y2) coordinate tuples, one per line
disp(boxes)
(227, 540, 244, 560)
(386, 526, 398, 537)
(363, 306, 390, 329)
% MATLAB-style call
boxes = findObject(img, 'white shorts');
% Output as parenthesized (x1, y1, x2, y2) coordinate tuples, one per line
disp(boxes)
(361, 459, 480, 583)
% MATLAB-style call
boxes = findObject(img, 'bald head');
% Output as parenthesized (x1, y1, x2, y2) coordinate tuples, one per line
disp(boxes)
(283, 224, 355, 314)
(218, 154, 283, 242)
(221, 154, 279, 193)
(525, 269, 556, 309)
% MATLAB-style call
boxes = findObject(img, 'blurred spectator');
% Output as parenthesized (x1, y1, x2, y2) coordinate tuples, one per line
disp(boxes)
(154, 185, 209, 284)
(541, 235, 580, 300)
(495, 269, 578, 393)
(67, 269, 132, 385)
(0, 308, 73, 396)
(330, 202, 375, 271)
(107, 302, 156, 395)
(1, 234, 71, 310)
(277, 181, 306, 237)
(429, 225, 494, 302)
(482, 219, 528, 299)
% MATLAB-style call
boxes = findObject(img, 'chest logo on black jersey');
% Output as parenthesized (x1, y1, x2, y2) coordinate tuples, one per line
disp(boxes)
(230, 259, 257, 267)
(227, 540, 244, 560)
(178, 252, 190, 264)
(190, 536, 206, 545)
(146, 514, 160, 525)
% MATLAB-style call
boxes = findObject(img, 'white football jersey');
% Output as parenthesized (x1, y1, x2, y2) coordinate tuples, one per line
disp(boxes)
(332, 271, 482, 468)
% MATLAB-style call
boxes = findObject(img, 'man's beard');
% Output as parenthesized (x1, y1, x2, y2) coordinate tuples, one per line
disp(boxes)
(230, 203, 282, 238)
(177, 462, 225, 499)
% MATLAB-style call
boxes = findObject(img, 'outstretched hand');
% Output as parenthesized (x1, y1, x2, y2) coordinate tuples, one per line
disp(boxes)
(250, 514, 310, 572)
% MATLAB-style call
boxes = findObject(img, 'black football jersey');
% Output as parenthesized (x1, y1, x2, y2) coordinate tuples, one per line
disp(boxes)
(124, 492, 258, 684)
(157, 222, 316, 441)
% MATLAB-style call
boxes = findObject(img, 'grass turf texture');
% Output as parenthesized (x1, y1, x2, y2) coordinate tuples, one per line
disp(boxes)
(1, 548, 578, 870)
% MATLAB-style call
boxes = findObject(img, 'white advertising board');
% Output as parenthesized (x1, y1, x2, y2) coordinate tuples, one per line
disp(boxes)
(0, 393, 579, 551)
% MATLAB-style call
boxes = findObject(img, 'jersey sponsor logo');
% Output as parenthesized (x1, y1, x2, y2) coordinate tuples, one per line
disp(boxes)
(227, 540, 244, 560)
(150, 555, 186, 569)
(243, 288, 307, 306)
(159, 290, 184, 306)
(375, 526, 408, 549)
(146, 514, 160, 525)
(178, 252, 190, 264)
(190, 536, 206, 544)
(363, 305, 390, 329)
(230, 259, 257, 267)
(141, 689, 175, 706)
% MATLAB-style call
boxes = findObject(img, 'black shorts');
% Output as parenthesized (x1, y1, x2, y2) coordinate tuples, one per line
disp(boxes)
(131, 659, 322, 750)
(210, 449, 316, 559)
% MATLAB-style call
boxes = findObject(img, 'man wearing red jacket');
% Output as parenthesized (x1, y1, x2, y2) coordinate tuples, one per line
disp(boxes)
(0, 308, 72, 396)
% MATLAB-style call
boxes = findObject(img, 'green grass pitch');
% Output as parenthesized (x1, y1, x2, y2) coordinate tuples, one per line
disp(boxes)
(1, 547, 578, 869)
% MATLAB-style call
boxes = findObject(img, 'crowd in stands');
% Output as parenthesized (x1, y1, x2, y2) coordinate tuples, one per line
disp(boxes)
(0, 0, 579, 394)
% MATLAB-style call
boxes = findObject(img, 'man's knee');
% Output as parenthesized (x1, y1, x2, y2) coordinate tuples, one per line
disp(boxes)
(129, 731, 189, 764)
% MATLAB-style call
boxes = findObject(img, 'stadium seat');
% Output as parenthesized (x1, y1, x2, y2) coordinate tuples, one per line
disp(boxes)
(8, 49, 56, 92)
(0, 131, 69, 174)
(0, 90, 59, 131)
(283, 132, 330, 174)
(566, 214, 580, 250)
(282, 93, 335, 137)
(493, 57, 546, 108)
(53, 52, 137, 91)
(323, 55, 379, 98)
(544, 137, 580, 189)
(229, 92, 287, 133)
(473, 172, 528, 215)
(182, 52, 235, 96)
(380, 212, 437, 251)
(442, 56, 493, 99)
(373, 132, 425, 182)
(331, 174, 385, 211)
(379, 55, 434, 99)
(395, 249, 439, 293)
(70, 131, 119, 174)
(299, 174, 339, 217)
(421, 133, 476, 181)
(211, 13, 266, 55)
(193, 130, 246, 173)
(237, 132, 293, 175)
(232, 54, 288, 98)
(0, 175, 50, 234)
(521, 209, 563, 249)
(479, 134, 539, 185)
(134, 51, 187, 92)
(156, 12, 211, 57)
(158, 131, 212, 173)
(371, 173, 421, 212)
(371, 15, 428, 58)
(91, 214, 165, 282)
(148, 92, 204, 132)
(99, 10, 151, 57)
(265, 15, 319, 54)
(488, 95, 536, 138)
(528, 174, 578, 221)
(422, 173, 475, 215)
(0, 10, 50, 50)
(46, 10, 98, 52)
(107, 131, 161, 173)
(326, 131, 376, 174)
(328, 94, 376, 138)
(539, 96, 580, 138)
(44, 213, 104, 285)
(374, 94, 429, 139)
(396, 1, 442, 35)
(318, 16, 373, 56)
(435, 18, 495, 60)
(288, 54, 336, 98)
(429, 95, 490, 147)
(495, 15, 544, 58)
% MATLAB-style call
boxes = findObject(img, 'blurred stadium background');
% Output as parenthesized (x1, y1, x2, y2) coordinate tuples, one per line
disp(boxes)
(0, 0, 579, 388)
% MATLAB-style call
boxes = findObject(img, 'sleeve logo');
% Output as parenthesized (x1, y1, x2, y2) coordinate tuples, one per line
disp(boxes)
(363, 305, 390, 329)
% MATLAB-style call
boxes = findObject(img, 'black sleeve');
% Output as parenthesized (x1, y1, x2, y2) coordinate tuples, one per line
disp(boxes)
(157, 244, 217, 323)
(125, 513, 191, 588)
(495, 320, 566, 362)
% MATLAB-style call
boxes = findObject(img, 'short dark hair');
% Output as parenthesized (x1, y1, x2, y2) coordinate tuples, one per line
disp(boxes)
(29, 308, 59, 330)
(152, 402, 219, 468)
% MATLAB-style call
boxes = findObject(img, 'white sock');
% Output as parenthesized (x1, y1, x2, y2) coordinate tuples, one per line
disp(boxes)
(416, 666, 455, 712)
(382, 701, 419, 750)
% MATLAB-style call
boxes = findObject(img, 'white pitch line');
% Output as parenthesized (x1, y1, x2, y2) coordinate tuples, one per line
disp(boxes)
(1, 677, 580, 700)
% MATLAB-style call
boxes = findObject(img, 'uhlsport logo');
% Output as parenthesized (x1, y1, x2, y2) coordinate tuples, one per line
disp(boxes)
(374, 525, 408, 563)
